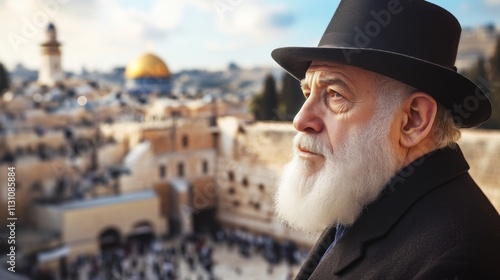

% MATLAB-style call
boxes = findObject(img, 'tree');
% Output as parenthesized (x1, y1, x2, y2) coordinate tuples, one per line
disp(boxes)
(279, 72, 304, 121)
(250, 93, 265, 120)
(251, 74, 279, 120)
(491, 36, 500, 80)
(488, 35, 500, 128)
(262, 74, 279, 120)
(463, 56, 490, 93)
(476, 56, 491, 94)
(0, 62, 10, 96)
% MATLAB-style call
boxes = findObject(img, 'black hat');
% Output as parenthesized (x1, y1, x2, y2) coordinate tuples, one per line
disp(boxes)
(271, 0, 492, 127)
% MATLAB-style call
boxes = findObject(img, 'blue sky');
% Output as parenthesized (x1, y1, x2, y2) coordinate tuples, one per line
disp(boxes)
(1, 0, 499, 73)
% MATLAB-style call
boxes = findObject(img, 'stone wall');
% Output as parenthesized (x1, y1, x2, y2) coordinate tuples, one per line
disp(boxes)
(120, 142, 157, 193)
(233, 121, 295, 170)
(216, 120, 318, 246)
(97, 142, 125, 168)
(216, 120, 500, 247)
(34, 191, 166, 260)
(459, 129, 500, 212)
(4, 130, 66, 151)
(0, 157, 68, 224)
(142, 120, 216, 154)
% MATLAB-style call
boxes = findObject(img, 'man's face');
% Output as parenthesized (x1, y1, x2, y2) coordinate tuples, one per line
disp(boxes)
(295, 62, 386, 169)
(274, 61, 404, 232)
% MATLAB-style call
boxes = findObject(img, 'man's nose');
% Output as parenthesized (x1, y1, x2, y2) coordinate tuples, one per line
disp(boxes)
(293, 96, 324, 133)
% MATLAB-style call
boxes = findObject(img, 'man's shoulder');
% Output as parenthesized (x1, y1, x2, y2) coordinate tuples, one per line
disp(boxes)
(410, 170, 500, 230)
(384, 146, 499, 228)
(411, 256, 495, 280)
(356, 156, 500, 278)
(390, 168, 500, 244)
(376, 171, 500, 277)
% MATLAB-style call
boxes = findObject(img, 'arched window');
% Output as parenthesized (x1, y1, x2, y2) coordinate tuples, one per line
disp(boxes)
(159, 164, 166, 179)
(228, 171, 235, 182)
(178, 162, 185, 177)
(182, 135, 189, 148)
(99, 228, 122, 252)
(242, 177, 248, 187)
(202, 160, 209, 174)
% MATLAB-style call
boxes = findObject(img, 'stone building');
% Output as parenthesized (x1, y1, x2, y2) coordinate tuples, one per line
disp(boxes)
(33, 190, 164, 259)
(456, 25, 499, 70)
(38, 23, 64, 86)
(1, 104, 500, 272)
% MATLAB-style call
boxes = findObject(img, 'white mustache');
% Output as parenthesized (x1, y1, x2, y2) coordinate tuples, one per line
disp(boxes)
(293, 133, 331, 156)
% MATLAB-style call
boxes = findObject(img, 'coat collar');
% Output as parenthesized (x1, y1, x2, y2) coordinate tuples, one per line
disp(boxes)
(297, 146, 470, 279)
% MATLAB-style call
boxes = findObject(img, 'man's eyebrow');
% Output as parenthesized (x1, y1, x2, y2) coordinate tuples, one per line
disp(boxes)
(317, 77, 350, 90)
(300, 76, 354, 94)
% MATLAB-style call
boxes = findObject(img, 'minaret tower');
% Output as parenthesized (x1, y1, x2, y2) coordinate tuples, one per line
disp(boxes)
(38, 23, 63, 86)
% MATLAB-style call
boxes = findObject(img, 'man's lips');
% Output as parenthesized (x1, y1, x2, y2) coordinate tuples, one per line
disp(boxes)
(298, 146, 323, 157)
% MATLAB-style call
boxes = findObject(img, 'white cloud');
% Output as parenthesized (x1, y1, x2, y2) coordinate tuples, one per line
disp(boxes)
(0, 0, 187, 71)
(214, 1, 295, 39)
(0, 0, 294, 72)
(205, 41, 248, 52)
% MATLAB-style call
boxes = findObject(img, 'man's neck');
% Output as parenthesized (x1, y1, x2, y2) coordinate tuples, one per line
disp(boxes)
(400, 137, 438, 169)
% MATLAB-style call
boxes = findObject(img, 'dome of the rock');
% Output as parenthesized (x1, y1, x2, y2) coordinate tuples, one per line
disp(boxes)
(124, 52, 172, 99)
(125, 53, 171, 79)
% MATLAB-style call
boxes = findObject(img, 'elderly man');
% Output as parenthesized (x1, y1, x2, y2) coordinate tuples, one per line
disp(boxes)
(272, 0, 500, 279)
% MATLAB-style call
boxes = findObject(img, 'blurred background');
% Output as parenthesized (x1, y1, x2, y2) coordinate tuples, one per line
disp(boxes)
(0, 0, 499, 279)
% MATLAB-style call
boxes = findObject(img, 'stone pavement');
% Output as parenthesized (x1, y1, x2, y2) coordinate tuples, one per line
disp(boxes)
(203, 244, 299, 280)
(72, 238, 303, 280)
(148, 239, 301, 280)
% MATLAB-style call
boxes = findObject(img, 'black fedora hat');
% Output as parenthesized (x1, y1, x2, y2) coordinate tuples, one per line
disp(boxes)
(271, 0, 492, 127)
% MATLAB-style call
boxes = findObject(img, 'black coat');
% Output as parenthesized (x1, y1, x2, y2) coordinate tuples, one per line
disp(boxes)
(296, 146, 500, 280)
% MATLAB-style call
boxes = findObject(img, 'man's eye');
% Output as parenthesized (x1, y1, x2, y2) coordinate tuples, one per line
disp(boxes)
(326, 89, 350, 113)
(327, 89, 344, 99)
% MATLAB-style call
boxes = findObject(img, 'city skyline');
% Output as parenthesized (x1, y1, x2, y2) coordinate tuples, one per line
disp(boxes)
(1, 0, 500, 73)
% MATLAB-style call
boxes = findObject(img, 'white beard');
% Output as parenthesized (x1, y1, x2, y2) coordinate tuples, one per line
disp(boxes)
(274, 109, 402, 233)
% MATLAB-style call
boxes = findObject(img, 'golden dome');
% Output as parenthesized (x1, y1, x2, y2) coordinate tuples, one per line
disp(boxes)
(125, 52, 171, 79)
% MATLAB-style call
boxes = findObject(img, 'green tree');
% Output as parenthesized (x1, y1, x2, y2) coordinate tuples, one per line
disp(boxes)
(0, 62, 10, 96)
(279, 72, 304, 121)
(489, 35, 500, 128)
(463, 56, 490, 92)
(251, 74, 279, 120)
(262, 74, 279, 120)
(250, 93, 264, 120)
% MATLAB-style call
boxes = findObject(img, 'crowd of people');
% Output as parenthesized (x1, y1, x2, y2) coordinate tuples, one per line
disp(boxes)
(20, 229, 308, 280)
(214, 229, 305, 270)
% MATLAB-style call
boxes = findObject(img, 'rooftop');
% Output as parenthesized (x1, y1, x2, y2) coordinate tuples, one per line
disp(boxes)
(52, 189, 157, 211)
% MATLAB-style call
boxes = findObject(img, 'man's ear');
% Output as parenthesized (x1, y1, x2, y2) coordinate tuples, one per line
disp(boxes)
(399, 92, 437, 148)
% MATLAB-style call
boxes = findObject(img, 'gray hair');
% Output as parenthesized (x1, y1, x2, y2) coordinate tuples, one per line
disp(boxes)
(374, 74, 461, 150)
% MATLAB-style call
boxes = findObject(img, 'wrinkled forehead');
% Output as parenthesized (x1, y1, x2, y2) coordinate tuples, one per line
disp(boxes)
(306, 61, 376, 79)
(303, 61, 379, 92)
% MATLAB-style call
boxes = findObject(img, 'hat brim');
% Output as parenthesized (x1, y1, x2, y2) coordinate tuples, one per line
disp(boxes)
(271, 46, 492, 128)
